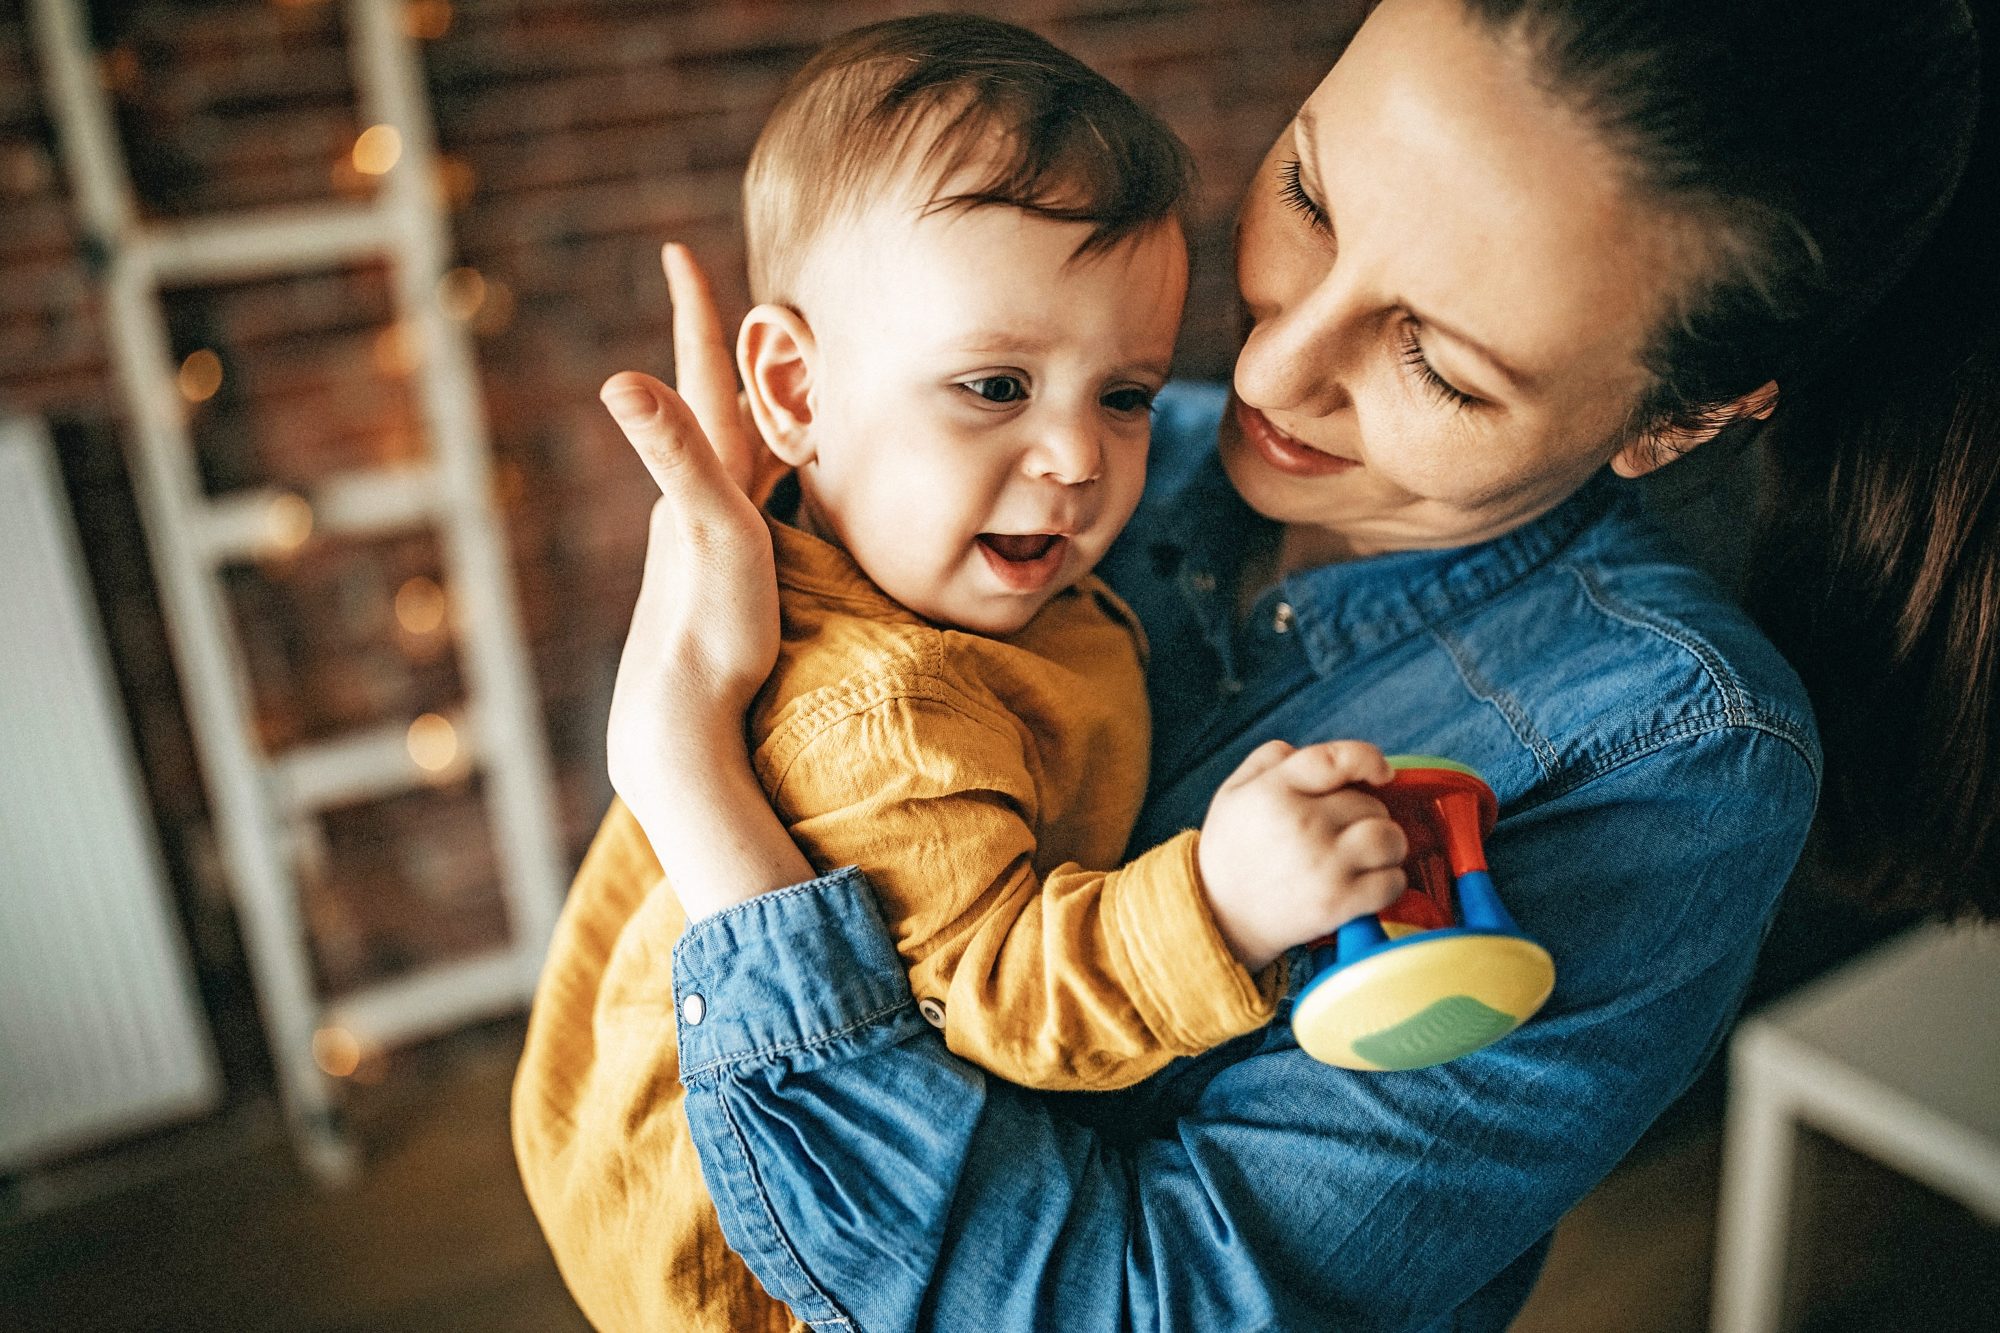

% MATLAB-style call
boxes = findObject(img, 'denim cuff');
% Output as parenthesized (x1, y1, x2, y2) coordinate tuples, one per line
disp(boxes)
(673, 866, 922, 1079)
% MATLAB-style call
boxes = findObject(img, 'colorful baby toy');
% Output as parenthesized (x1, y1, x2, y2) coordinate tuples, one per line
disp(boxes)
(1291, 756, 1555, 1071)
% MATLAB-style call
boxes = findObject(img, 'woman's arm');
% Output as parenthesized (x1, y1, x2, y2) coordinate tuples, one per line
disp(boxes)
(673, 726, 1817, 1330)
(593, 245, 811, 917)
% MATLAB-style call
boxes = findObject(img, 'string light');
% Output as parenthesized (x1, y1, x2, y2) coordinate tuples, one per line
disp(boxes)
(372, 320, 425, 376)
(471, 278, 515, 335)
(432, 156, 477, 209)
(406, 713, 459, 772)
(394, 576, 448, 635)
(312, 1026, 362, 1078)
(176, 349, 223, 402)
(403, 0, 454, 40)
(435, 267, 486, 321)
(352, 124, 403, 176)
(265, 494, 314, 553)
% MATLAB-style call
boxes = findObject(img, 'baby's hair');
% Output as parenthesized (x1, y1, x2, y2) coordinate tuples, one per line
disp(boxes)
(744, 13, 1194, 305)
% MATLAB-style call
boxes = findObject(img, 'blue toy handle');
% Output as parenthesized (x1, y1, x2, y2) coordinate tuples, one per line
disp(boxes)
(1453, 870, 1520, 933)
(1328, 869, 1523, 972)
(1331, 916, 1389, 967)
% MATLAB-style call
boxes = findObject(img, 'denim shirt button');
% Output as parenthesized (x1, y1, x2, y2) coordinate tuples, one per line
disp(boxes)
(681, 993, 706, 1026)
(1272, 601, 1295, 634)
(918, 997, 947, 1028)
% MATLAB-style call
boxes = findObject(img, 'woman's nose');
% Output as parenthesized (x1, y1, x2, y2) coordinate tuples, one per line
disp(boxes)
(1236, 272, 1357, 418)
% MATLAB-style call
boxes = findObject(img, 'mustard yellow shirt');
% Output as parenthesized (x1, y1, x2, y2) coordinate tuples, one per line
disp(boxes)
(514, 520, 1276, 1332)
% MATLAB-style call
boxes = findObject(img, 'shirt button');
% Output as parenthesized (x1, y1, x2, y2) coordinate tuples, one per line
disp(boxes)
(918, 997, 947, 1028)
(1272, 601, 1295, 634)
(1219, 676, 1244, 697)
(681, 993, 706, 1026)
(1189, 572, 1217, 593)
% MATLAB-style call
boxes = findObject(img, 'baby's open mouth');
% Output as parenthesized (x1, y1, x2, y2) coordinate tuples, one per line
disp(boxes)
(978, 533, 1062, 563)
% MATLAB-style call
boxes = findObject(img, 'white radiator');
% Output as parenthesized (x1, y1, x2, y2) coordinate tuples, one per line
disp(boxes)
(0, 415, 221, 1171)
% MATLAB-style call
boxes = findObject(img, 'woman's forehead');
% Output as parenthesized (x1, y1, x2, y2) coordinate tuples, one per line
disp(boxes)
(1310, 0, 1689, 389)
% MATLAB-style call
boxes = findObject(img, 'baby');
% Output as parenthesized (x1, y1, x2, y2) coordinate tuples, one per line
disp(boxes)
(516, 15, 1408, 1331)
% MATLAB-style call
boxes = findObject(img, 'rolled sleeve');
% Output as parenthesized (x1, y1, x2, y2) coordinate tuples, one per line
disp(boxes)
(1110, 829, 1281, 1051)
(674, 868, 927, 1079)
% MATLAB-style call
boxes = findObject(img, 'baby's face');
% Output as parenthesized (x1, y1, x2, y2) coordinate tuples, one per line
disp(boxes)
(792, 199, 1188, 636)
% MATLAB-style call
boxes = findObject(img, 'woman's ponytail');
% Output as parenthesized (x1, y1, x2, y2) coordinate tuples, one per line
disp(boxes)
(1750, 0, 2000, 916)
(1470, 0, 1998, 917)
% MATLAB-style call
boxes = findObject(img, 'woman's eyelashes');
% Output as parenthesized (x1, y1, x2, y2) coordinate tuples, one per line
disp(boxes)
(1396, 323, 1477, 410)
(1278, 156, 1330, 232)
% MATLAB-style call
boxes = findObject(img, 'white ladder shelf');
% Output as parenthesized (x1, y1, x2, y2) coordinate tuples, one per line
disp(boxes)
(30, 0, 565, 1183)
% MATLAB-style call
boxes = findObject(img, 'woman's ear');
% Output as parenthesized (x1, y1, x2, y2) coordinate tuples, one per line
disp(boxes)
(737, 304, 819, 468)
(1610, 379, 1780, 479)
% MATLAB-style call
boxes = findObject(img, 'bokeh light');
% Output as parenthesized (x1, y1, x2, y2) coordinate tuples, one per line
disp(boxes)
(435, 267, 486, 321)
(395, 576, 448, 635)
(176, 349, 224, 403)
(406, 712, 458, 772)
(352, 124, 403, 176)
(311, 1026, 362, 1078)
(265, 494, 314, 553)
(403, 0, 454, 40)
(372, 320, 425, 376)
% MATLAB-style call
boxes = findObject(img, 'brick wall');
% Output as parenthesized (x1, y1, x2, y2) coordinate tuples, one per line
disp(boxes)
(0, 0, 1366, 1072)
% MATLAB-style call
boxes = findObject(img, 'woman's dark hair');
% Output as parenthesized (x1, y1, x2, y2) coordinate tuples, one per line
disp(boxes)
(1463, 0, 1998, 917)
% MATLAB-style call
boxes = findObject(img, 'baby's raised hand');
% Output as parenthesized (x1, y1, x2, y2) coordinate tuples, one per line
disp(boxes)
(1196, 740, 1409, 973)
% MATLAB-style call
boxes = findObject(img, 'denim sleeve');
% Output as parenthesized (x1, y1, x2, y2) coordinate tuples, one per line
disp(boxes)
(675, 725, 1817, 1332)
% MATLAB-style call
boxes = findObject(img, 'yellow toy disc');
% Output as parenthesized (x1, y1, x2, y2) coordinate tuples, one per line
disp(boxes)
(1293, 933, 1555, 1071)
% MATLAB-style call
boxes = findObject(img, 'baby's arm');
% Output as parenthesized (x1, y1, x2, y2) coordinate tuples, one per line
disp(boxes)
(769, 697, 1406, 1092)
(771, 688, 1255, 1090)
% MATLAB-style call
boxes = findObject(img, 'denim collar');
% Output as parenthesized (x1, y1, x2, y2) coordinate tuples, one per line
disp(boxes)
(1150, 453, 1622, 676)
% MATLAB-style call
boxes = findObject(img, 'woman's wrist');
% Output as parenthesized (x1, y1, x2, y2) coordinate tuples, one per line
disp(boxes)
(626, 718, 815, 921)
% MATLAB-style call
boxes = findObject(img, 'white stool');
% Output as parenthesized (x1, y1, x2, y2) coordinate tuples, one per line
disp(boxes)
(1711, 920, 2000, 1332)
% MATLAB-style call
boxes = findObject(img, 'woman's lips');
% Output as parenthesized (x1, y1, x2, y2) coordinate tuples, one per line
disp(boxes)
(1232, 397, 1358, 478)
(977, 533, 1069, 592)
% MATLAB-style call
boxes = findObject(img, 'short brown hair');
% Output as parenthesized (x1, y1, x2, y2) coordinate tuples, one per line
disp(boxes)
(743, 13, 1194, 304)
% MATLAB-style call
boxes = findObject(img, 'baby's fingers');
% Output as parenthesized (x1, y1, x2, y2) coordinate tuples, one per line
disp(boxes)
(1334, 814, 1409, 872)
(1277, 740, 1394, 796)
(1218, 738, 1296, 792)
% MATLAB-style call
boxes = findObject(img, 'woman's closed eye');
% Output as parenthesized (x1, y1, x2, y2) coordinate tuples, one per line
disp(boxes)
(1279, 156, 1330, 232)
(1396, 323, 1478, 411)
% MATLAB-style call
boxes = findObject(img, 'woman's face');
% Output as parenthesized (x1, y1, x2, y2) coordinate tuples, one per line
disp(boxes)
(1224, 0, 1701, 561)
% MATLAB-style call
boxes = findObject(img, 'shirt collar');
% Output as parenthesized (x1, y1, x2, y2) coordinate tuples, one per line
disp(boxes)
(1154, 453, 1624, 675)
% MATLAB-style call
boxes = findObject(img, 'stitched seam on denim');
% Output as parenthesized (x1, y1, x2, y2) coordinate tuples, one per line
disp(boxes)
(1429, 624, 1560, 779)
(713, 1086, 855, 1328)
(1563, 563, 1752, 718)
(681, 996, 914, 1081)
(1506, 711, 1819, 816)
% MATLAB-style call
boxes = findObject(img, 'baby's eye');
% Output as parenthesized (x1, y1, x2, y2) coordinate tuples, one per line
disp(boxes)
(962, 375, 1028, 405)
(1101, 386, 1156, 415)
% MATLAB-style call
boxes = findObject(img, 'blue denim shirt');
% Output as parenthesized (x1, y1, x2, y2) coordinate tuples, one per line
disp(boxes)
(672, 382, 1820, 1331)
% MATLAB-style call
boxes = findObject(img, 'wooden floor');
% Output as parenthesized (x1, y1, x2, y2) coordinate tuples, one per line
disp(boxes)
(3, 1020, 1989, 1332)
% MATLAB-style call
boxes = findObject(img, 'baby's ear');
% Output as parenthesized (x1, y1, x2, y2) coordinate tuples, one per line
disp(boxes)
(737, 304, 818, 467)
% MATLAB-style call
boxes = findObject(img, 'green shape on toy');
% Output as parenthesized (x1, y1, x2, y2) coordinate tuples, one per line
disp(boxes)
(1349, 994, 1520, 1070)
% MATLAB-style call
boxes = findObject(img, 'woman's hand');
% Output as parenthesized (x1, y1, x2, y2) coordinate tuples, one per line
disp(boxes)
(598, 243, 812, 916)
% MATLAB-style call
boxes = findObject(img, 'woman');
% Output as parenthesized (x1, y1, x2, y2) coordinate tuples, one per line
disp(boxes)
(517, 0, 1997, 1327)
